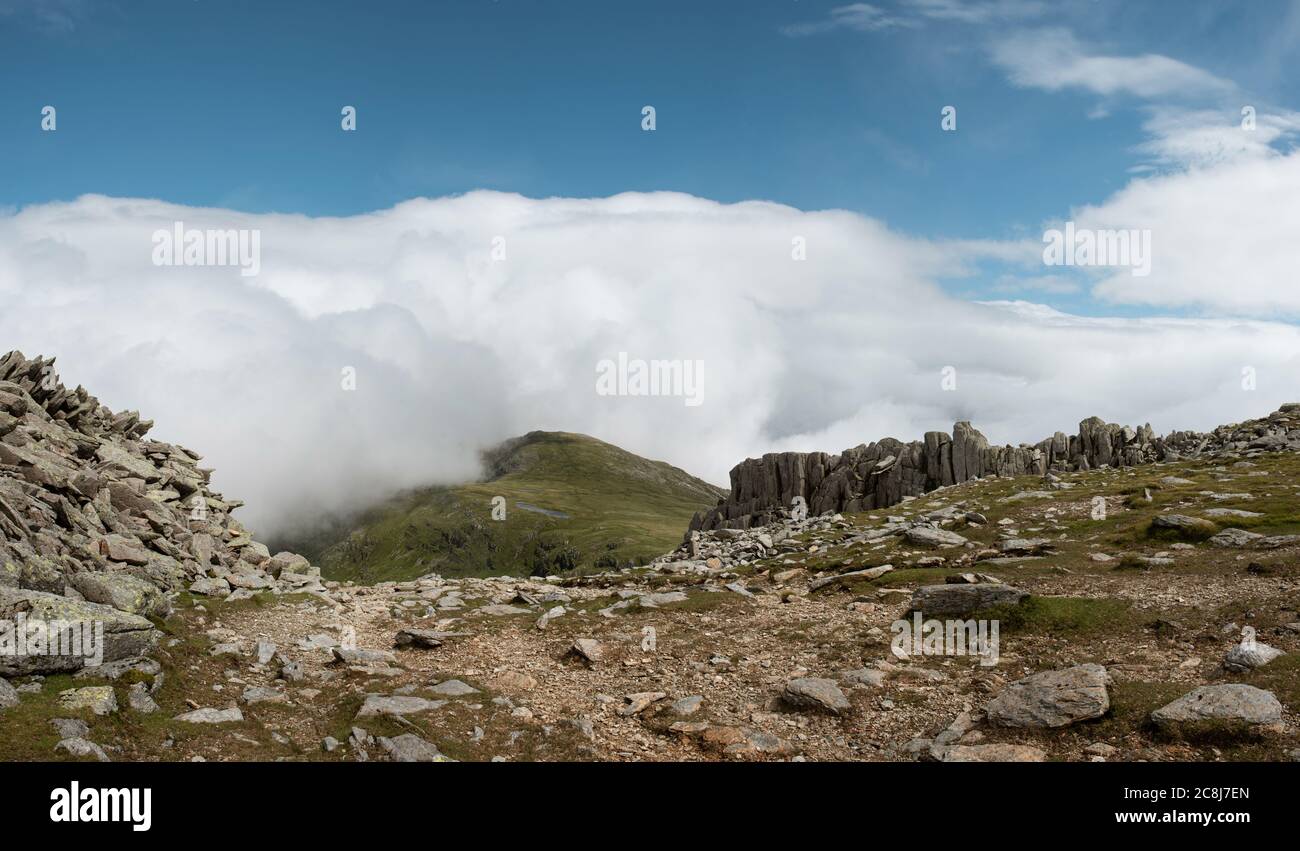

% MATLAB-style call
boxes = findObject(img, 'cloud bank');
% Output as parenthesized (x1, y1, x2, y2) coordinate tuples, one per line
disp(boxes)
(1, 183, 1298, 539)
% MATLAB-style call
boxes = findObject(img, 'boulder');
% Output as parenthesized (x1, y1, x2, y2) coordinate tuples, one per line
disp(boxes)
(378, 733, 454, 762)
(783, 677, 851, 715)
(1150, 514, 1218, 538)
(175, 706, 244, 724)
(58, 686, 118, 716)
(355, 695, 445, 718)
(69, 572, 172, 619)
(904, 526, 968, 548)
(0, 588, 158, 676)
(986, 664, 1111, 728)
(429, 679, 479, 697)
(571, 638, 603, 663)
(55, 737, 111, 762)
(1151, 684, 1283, 736)
(909, 583, 1028, 616)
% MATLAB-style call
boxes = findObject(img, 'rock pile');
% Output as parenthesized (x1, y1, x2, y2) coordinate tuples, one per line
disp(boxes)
(690, 404, 1300, 532)
(0, 351, 320, 675)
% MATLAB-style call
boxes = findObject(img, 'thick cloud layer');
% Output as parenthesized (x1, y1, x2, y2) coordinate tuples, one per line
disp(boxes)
(1, 189, 1297, 538)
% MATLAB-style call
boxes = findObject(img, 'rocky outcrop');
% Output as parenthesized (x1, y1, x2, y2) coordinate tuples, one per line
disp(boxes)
(0, 351, 320, 676)
(689, 404, 1300, 533)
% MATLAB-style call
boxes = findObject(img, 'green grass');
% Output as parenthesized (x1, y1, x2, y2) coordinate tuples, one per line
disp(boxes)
(274, 431, 726, 583)
(975, 595, 1137, 638)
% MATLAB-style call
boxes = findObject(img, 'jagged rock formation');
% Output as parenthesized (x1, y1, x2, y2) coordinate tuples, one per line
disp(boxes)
(0, 351, 321, 674)
(690, 404, 1300, 533)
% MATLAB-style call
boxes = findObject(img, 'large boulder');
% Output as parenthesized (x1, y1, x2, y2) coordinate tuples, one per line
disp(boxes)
(1151, 684, 1283, 737)
(69, 572, 172, 619)
(0, 588, 159, 676)
(986, 664, 1111, 728)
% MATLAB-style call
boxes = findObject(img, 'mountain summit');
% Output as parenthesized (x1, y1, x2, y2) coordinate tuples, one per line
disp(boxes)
(285, 431, 726, 583)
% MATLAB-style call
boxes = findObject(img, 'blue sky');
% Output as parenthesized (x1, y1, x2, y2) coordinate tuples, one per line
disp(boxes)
(5, 0, 1297, 242)
(4, 1, 1300, 526)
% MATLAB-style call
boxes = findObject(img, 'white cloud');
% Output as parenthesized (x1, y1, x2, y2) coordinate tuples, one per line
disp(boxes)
(1, 191, 1297, 540)
(1066, 150, 1300, 315)
(991, 28, 1235, 99)
(1136, 107, 1300, 168)
(782, 4, 913, 36)
(905, 0, 1045, 24)
(784, 0, 1042, 36)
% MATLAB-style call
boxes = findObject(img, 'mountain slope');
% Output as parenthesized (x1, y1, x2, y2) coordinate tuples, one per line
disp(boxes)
(284, 431, 726, 583)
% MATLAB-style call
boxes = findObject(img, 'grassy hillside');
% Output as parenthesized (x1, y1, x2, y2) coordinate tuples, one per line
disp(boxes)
(282, 431, 726, 584)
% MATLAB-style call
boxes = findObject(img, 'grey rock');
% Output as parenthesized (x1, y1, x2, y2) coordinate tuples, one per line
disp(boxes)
(1208, 528, 1266, 548)
(175, 706, 244, 723)
(904, 526, 968, 548)
(476, 604, 529, 616)
(241, 686, 289, 705)
(127, 681, 159, 713)
(783, 677, 851, 715)
(58, 686, 117, 715)
(55, 737, 111, 762)
(1151, 514, 1217, 535)
(840, 668, 887, 687)
(1151, 684, 1283, 732)
(808, 564, 894, 591)
(1223, 642, 1285, 672)
(332, 646, 397, 666)
(637, 591, 688, 608)
(986, 664, 1111, 728)
(0, 588, 158, 676)
(355, 694, 445, 718)
(618, 692, 668, 716)
(429, 679, 479, 697)
(997, 538, 1054, 555)
(670, 695, 704, 715)
(255, 640, 278, 665)
(394, 628, 469, 648)
(910, 583, 1028, 616)
(69, 572, 171, 619)
(571, 638, 603, 663)
(51, 718, 89, 738)
(378, 733, 454, 762)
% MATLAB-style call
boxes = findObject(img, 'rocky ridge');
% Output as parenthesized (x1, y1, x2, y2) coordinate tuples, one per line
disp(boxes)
(690, 405, 1300, 533)
(0, 351, 323, 676)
